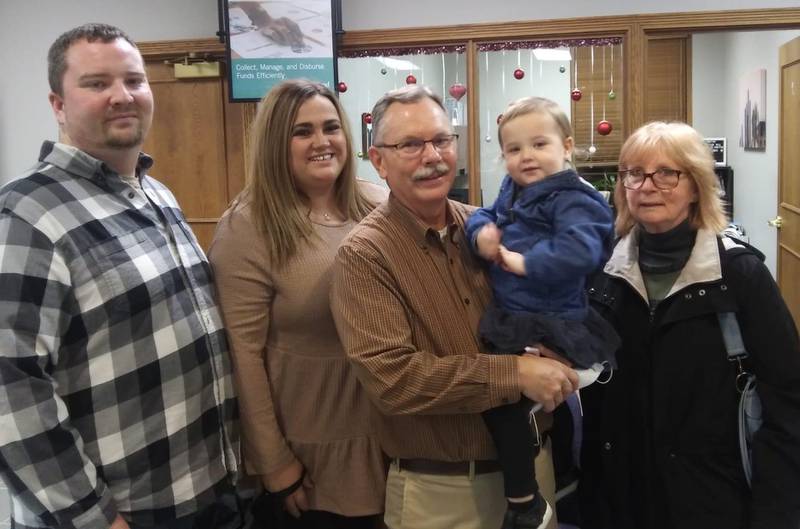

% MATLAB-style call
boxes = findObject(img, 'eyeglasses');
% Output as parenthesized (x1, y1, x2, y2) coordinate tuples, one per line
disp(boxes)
(374, 134, 459, 157)
(620, 168, 684, 190)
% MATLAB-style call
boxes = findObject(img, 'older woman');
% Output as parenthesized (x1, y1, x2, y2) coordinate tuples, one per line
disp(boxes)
(579, 122, 800, 529)
(208, 79, 386, 528)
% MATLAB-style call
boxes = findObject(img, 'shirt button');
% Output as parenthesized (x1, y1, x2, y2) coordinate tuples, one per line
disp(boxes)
(698, 289, 706, 296)
(603, 442, 612, 451)
(684, 293, 692, 300)
(463, 298, 470, 305)
(127, 191, 135, 199)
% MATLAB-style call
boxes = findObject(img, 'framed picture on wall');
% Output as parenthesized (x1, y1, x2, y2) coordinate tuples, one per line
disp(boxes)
(224, 0, 340, 102)
(738, 68, 766, 151)
(703, 137, 727, 166)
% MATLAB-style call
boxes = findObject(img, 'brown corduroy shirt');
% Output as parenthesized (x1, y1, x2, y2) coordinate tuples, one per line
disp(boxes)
(331, 194, 521, 461)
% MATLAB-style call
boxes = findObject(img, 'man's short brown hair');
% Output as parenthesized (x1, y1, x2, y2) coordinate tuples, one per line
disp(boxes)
(48, 23, 138, 96)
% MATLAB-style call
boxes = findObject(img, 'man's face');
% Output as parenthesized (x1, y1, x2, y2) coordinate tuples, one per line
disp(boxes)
(368, 98, 457, 219)
(49, 38, 154, 157)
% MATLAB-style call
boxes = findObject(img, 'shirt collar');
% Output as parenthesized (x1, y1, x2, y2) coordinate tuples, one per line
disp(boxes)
(39, 140, 154, 185)
(385, 193, 464, 247)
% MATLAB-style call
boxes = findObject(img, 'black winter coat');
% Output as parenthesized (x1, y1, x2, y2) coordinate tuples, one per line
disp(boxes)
(579, 228, 800, 529)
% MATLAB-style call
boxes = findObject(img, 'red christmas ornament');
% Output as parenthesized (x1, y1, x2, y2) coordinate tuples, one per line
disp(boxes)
(362, 113, 372, 125)
(571, 88, 582, 101)
(596, 120, 613, 136)
(405, 74, 417, 85)
(513, 68, 525, 80)
(448, 83, 467, 101)
(336, 81, 347, 93)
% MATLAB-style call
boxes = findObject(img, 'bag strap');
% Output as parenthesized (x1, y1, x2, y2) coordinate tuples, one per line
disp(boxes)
(718, 312, 748, 362)
(718, 311, 754, 388)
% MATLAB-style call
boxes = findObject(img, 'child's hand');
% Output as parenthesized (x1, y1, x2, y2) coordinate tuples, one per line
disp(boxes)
(498, 245, 526, 276)
(476, 224, 502, 261)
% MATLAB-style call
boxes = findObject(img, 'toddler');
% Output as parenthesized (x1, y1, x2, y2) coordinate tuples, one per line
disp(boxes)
(466, 96, 619, 529)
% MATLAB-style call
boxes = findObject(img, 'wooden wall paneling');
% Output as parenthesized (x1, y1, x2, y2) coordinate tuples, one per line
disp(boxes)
(627, 22, 645, 131)
(141, 40, 232, 251)
(142, 61, 229, 250)
(643, 34, 690, 123)
(221, 70, 255, 201)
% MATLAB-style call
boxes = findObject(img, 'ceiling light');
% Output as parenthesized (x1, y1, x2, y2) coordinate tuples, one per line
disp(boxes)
(533, 48, 572, 61)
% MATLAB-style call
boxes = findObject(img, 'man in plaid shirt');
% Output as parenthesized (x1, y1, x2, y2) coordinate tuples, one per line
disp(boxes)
(0, 24, 239, 529)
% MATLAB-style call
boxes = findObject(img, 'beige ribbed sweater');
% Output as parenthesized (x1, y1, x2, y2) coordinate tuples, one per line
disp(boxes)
(208, 183, 387, 516)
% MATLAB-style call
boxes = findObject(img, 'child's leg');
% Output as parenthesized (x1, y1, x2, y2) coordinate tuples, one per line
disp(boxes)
(481, 397, 539, 499)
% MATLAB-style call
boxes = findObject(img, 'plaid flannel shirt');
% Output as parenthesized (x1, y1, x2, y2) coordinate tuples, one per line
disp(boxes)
(0, 142, 239, 529)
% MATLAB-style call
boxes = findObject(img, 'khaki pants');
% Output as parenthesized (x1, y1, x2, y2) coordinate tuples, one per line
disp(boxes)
(384, 438, 557, 529)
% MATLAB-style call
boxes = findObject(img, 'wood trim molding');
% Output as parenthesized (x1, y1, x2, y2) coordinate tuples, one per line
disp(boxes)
(466, 40, 481, 206)
(338, 8, 800, 50)
(340, 16, 633, 49)
(636, 7, 800, 32)
(138, 38, 225, 60)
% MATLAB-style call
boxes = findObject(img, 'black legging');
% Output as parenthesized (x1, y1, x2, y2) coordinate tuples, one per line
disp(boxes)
(482, 396, 540, 499)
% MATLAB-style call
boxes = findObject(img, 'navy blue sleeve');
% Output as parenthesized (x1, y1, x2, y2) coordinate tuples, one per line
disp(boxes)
(521, 190, 614, 283)
(465, 175, 511, 254)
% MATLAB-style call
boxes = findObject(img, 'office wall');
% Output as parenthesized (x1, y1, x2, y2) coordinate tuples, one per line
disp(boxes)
(692, 29, 800, 276)
(0, 0, 218, 183)
(341, 0, 800, 30)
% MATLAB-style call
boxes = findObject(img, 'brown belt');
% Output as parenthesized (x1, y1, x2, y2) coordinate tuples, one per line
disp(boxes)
(395, 458, 501, 476)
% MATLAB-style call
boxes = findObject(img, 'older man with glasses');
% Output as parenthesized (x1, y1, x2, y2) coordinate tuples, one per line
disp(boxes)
(330, 85, 577, 529)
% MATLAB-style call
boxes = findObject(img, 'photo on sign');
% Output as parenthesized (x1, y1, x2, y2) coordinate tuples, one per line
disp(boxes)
(225, 0, 338, 101)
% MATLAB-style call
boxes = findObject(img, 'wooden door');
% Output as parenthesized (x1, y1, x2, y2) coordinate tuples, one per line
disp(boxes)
(778, 36, 800, 327)
(141, 57, 253, 251)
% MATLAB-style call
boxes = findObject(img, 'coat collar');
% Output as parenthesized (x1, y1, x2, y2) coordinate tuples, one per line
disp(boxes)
(604, 226, 723, 302)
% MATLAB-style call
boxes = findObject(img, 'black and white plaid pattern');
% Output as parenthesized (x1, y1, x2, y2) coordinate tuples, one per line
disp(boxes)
(0, 142, 239, 529)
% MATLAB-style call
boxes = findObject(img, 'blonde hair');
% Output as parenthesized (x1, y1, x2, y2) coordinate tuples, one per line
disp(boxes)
(614, 121, 728, 236)
(498, 96, 573, 149)
(245, 79, 374, 267)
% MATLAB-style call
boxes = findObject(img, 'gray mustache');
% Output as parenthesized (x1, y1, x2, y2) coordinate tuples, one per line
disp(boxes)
(412, 163, 450, 181)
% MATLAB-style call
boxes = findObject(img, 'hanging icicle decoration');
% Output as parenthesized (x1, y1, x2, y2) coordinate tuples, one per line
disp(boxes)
(502, 50, 508, 92)
(588, 46, 597, 154)
(571, 48, 582, 101)
(485, 51, 492, 142)
(608, 44, 616, 100)
(442, 53, 446, 99)
(598, 46, 612, 136)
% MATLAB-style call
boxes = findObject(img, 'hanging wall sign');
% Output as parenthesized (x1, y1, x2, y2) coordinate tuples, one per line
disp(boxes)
(703, 137, 727, 166)
(225, 0, 339, 102)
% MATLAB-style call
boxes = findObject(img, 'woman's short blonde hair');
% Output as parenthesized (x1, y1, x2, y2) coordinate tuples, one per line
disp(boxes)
(614, 121, 728, 236)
